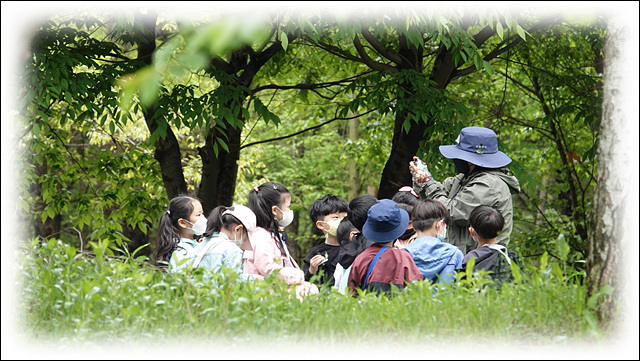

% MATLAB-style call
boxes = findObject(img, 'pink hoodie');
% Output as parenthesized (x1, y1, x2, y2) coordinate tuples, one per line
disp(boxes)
(243, 227, 305, 284)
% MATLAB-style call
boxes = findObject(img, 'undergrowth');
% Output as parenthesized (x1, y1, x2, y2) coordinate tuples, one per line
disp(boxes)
(16, 238, 612, 346)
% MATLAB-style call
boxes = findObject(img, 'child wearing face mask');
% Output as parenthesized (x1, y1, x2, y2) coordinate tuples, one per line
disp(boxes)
(153, 195, 207, 270)
(393, 202, 418, 250)
(333, 218, 359, 294)
(391, 187, 421, 250)
(303, 194, 349, 287)
(188, 205, 262, 281)
(333, 194, 378, 293)
(402, 199, 464, 287)
(245, 182, 319, 298)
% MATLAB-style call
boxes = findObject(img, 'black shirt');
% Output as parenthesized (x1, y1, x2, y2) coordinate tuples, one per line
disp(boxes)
(303, 242, 341, 286)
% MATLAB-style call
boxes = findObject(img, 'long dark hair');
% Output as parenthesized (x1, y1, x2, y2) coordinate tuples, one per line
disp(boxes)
(203, 205, 244, 238)
(153, 195, 200, 266)
(248, 182, 289, 255)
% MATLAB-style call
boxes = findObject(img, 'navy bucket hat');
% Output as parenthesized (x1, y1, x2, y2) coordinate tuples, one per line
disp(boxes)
(362, 199, 410, 243)
(439, 126, 512, 168)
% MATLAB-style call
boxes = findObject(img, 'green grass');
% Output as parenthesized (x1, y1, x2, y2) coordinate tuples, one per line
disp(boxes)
(16, 238, 610, 347)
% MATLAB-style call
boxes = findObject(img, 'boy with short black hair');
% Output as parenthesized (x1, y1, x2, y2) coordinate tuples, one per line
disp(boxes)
(303, 194, 349, 286)
(462, 205, 522, 286)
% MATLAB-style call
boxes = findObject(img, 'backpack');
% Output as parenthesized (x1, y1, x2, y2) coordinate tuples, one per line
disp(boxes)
(469, 244, 522, 287)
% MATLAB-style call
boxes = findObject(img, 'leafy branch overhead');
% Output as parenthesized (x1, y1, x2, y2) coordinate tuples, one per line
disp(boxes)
(17, 6, 604, 266)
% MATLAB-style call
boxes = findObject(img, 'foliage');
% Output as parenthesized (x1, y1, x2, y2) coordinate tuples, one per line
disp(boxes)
(17, 16, 166, 253)
(14, 6, 605, 269)
(447, 22, 605, 259)
(19, 238, 610, 344)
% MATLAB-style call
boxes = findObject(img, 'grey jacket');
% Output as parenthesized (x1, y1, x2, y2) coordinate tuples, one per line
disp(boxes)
(413, 168, 521, 255)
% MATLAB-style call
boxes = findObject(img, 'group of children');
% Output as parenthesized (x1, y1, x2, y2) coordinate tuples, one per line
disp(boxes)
(154, 182, 319, 299)
(154, 180, 521, 298)
(303, 187, 520, 296)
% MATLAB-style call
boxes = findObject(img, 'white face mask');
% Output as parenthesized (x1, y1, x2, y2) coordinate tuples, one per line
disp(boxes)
(185, 216, 207, 236)
(232, 226, 243, 247)
(276, 206, 294, 228)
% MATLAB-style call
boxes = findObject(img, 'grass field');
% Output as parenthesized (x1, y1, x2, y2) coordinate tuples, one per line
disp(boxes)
(7, 237, 631, 359)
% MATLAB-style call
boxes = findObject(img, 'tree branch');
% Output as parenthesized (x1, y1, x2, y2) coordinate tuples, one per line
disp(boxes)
(360, 26, 405, 66)
(453, 16, 563, 78)
(251, 72, 371, 95)
(353, 34, 397, 73)
(308, 36, 365, 63)
(495, 68, 537, 97)
(210, 56, 234, 74)
(470, 24, 493, 45)
(240, 108, 379, 149)
(239, 30, 301, 86)
(498, 114, 554, 140)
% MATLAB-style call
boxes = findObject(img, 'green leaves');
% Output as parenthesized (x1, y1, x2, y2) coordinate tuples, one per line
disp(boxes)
(18, 7, 604, 278)
(279, 31, 289, 51)
(252, 97, 281, 126)
(496, 21, 505, 40)
(118, 66, 161, 111)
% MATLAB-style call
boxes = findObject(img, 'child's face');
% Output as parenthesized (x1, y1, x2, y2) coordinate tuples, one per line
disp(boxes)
(278, 193, 292, 212)
(178, 200, 204, 236)
(317, 211, 347, 234)
(271, 193, 292, 220)
(321, 212, 347, 224)
(188, 200, 204, 223)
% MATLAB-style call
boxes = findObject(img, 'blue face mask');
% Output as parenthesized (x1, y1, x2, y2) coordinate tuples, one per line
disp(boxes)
(436, 222, 447, 242)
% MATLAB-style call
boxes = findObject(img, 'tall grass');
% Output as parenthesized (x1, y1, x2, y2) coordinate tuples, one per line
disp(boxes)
(17, 238, 611, 347)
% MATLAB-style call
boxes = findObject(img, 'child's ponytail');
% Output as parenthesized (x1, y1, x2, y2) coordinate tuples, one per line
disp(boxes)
(153, 195, 200, 266)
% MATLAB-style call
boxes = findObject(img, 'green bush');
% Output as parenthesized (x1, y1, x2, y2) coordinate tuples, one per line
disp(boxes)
(18, 237, 609, 345)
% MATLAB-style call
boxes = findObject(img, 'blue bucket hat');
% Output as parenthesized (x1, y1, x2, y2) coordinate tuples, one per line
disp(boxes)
(439, 126, 512, 168)
(362, 199, 410, 243)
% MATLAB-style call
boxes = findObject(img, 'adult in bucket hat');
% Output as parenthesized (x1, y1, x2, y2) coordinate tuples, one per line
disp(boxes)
(347, 199, 423, 296)
(409, 126, 521, 255)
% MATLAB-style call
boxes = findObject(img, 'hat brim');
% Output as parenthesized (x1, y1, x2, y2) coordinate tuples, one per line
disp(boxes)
(439, 144, 512, 168)
(362, 208, 410, 243)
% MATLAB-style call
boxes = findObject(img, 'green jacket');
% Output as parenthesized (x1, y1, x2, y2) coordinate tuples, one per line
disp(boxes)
(413, 168, 521, 255)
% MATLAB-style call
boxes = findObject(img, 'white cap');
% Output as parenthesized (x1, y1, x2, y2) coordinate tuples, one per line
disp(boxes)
(222, 205, 257, 251)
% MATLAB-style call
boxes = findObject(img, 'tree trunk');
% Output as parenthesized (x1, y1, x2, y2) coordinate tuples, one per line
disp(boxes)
(135, 10, 188, 201)
(348, 115, 361, 200)
(586, 17, 637, 333)
(377, 35, 427, 199)
(199, 41, 288, 214)
(378, 110, 428, 199)
(197, 114, 242, 212)
(146, 107, 188, 200)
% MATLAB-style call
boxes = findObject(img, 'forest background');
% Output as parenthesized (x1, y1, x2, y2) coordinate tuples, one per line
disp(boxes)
(2, 4, 637, 358)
